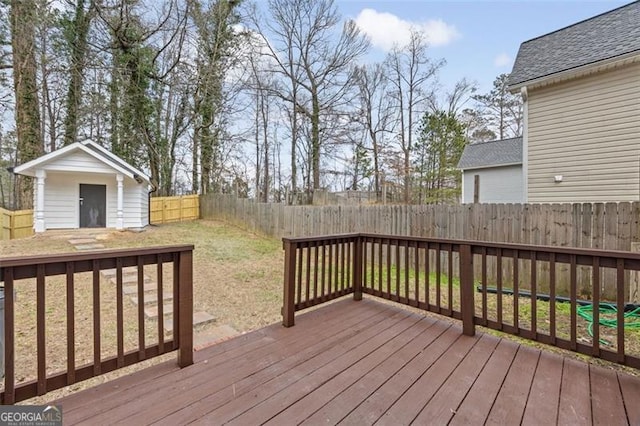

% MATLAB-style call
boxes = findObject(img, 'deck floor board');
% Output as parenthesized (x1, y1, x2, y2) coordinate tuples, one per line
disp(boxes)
(485, 345, 540, 425)
(50, 298, 640, 426)
(521, 351, 563, 426)
(558, 357, 593, 425)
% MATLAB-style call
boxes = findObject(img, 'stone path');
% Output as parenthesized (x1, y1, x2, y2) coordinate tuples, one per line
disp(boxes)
(66, 235, 237, 347)
(69, 235, 105, 250)
(100, 267, 217, 333)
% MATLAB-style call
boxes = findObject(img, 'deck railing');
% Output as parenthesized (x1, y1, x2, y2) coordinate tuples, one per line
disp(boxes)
(283, 234, 640, 369)
(282, 235, 360, 326)
(0, 245, 194, 404)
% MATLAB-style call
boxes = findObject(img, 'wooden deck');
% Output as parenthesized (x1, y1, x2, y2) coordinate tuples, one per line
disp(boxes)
(54, 298, 640, 425)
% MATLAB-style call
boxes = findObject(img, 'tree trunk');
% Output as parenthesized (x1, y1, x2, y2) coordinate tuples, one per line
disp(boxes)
(261, 93, 269, 203)
(63, 0, 93, 146)
(310, 89, 321, 191)
(10, 0, 43, 209)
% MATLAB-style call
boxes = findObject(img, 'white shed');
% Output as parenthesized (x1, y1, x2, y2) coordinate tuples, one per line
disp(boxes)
(13, 141, 152, 232)
(458, 137, 524, 204)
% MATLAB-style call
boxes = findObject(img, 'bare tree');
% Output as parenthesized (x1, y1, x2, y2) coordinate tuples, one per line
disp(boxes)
(473, 73, 523, 139)
(354, 63, 394, 200)
(252, 0, 369, 199)
(386, 29, 443, 203)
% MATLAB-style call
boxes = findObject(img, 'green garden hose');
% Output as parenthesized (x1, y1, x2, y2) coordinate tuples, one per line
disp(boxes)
(577, 304, 640, 346)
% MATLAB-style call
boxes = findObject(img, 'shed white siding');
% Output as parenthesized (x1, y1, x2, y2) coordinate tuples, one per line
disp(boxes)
(40, 150, 119, 175)
(45, 173, 116, 228)
(122, 179, 148, 228)
(43, 172, 148, 229)
(462, 165, 524, 204)
(527, 62, 640, 202)
(139, 187, 149, 227)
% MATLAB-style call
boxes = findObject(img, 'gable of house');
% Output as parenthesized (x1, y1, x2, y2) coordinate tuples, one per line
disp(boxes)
(13, 141, 150, 183)
(510, 1, 640, 203)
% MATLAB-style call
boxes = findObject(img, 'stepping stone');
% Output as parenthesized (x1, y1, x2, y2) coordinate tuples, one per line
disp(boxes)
(75, 243, 105, 250)
(101, 267, 139, 278)
(109, 274, 153, 285)
(163, 312, 216, 334)
(144, 303, 174, 319)
(130, 293, 173, 306)
(69, 238, 97, 245)
(193, 325, 239, 350)
(123, 283, 157, 295)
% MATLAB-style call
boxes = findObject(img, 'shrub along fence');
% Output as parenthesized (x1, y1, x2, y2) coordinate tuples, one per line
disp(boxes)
(1, 208, 34, 240)
(201, 194, 640, 301)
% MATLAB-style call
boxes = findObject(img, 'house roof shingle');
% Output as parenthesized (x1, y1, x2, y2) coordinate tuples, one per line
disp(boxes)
(509, 1, 640, 88)
(457, 137, 522, 170)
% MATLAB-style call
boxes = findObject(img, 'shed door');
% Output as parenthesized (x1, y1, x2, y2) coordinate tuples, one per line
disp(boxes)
(79, 184, 106, 228)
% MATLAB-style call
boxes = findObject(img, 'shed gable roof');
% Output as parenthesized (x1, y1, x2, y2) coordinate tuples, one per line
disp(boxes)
(457, 137, 522, 170)
(13, 141, 150, 183)
(509, 1, 640, 88)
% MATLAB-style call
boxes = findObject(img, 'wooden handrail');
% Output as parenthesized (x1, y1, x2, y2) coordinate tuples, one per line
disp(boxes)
(0, 245, 194, 404)
(282, 233, 640, 370)
(282, 236, 359, 326)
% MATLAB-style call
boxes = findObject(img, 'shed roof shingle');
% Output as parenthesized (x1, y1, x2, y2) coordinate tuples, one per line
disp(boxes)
(509, 1, 640, 87)
(457, 137, 522, 170)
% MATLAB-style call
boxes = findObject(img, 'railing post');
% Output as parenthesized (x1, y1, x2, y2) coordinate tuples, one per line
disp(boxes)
(460, 244, 475, 336)
(3, 268, 15, 404)
(177, 249, 193, 367)
(353, 236, 363, 301)
(283, 240, 296, 327)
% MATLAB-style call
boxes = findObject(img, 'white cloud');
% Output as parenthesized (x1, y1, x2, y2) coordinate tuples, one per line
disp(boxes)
(354, 9, 460, 52)
(494, 53, 512, 68)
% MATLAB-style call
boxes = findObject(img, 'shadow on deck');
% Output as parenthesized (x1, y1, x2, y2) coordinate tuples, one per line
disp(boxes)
(54, 298, 640, 425)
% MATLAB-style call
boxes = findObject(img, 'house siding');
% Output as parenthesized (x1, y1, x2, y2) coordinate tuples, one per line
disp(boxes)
(527, 62, 640, 202)
(44, 172, 146, 229)
(40, 150, 118, 175)
(123, 180, 147, 228)
(139, 187, 150, 227)
(462, 165, 523, 203)
(45, 173, 117, 228)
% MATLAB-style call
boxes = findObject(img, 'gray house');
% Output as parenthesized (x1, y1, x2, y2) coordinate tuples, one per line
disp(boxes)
(509, 1, 640, 202)
(458, 137, 523, 203)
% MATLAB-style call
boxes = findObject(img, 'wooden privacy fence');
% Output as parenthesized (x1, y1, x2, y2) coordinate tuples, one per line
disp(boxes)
(202, 195, 640, 252)
(0, 245, 194, 404)
(0, 208, 33, 240)
(204, 195, 640, 301)
(282, 233, 640, 369)
(150, 195, 199, 225)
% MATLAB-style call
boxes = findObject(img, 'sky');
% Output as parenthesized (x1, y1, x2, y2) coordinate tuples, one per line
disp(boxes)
(335, 0, 631, 95)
